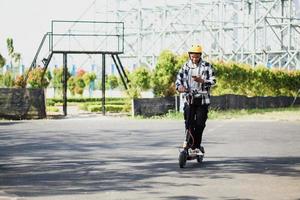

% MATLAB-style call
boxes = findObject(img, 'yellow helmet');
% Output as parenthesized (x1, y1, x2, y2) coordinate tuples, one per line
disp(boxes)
(188, 44, 203, 54)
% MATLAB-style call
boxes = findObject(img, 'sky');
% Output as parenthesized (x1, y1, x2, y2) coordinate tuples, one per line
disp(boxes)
(0, 0, 97, 67)
(0, 0, 182, 68)
(1, 0, 299, 68)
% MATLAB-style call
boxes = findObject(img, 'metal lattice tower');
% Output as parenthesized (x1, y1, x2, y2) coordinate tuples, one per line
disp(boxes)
(94, 0, 300, 70)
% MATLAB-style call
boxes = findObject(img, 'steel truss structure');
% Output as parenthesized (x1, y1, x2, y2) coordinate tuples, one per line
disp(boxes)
(28, 20, 128, 116)
(95, 0, 300, 70)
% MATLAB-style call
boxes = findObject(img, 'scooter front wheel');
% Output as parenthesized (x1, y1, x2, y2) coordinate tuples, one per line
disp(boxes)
(197, 155, 204, 163)
(179, 150, 187, 168)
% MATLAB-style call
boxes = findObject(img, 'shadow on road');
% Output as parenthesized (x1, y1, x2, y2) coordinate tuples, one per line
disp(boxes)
(0, 124, 299, 198)
(0, 149, 299, 197)
(0, 121, 24, 126)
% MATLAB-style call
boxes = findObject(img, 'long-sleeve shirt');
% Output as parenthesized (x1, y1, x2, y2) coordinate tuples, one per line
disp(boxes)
(175, 59, 216, 105)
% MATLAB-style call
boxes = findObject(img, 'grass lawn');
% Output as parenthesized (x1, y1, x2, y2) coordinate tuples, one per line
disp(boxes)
(136, 106, 300, 121)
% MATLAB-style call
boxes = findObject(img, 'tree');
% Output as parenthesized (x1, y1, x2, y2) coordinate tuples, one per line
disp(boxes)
(27, 67, 50, 88)
(6, 38, 21, 74)
(107, 74, 119, 90)
(0, 53, 5, 68)
(52, 67, 71, 97)
(67, 76, 76, 96)
(83, 72, 97, 97)
(74, 77, 86, 96)
(52, 67, 64, 92)
(152, 50, 184, 97)
(129, 66, 152, 91)
(83, 72, 97, 86)
(3, 71, 14, 88)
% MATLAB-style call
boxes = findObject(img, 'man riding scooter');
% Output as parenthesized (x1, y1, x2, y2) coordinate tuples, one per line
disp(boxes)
(175, 44, 216, 157)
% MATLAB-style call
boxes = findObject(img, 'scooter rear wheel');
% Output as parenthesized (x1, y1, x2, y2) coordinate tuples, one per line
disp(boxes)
(179, 151, 187, 168)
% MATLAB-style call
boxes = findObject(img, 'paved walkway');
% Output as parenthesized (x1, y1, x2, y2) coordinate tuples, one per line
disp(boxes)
(0, 117, 300, 200)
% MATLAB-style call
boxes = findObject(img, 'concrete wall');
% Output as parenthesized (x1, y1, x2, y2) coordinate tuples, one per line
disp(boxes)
(0, 88, 46, 119)
(210, 94, 300, 110)
(133, 94, 300, 117)
(132, 96, 180, 117)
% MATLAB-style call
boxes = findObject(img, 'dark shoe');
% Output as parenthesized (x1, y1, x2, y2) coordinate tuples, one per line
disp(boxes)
(200, 146, 205, 154)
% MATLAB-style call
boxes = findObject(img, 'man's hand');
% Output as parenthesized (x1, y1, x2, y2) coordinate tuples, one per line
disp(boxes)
(192, 75, 205, 83)
(178, 85, 186, 93)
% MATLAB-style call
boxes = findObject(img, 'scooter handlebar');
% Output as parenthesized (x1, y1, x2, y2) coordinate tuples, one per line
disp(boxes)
(183, 89, 207, 96)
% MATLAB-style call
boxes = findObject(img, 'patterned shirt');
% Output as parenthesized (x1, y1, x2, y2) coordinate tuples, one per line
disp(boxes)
(175, 59, 216, 105)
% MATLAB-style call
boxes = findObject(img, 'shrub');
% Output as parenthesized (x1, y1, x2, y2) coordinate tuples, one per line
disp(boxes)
(129, 66, 152, 91)
(3, 71, 14, 88)
(83, 72, 97, 86)
(152, 50, 179, 97)
(27, 67, 50, 88)
(14, 75, 26, 88)
(107, 74, 119, 89)
(212, 61, 300, 97)
(74, 77, 86, 95)
(67, 76, 76, 96)
(0, 74, 3, 87)
(87, 104, 124, 113)
(0, 54, 5, 68)
(52, 67, 71, 95)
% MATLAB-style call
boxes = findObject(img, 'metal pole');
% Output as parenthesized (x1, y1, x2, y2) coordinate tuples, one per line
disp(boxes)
(281, 0, 285, 50)
(111, 54, 128, 90)
(288, 0, 292, 70)
(264, 16, 267, 65)
(102, 53, 106, 115)
(137, 0, 142, 67)
(220, 0, 225, 60)
(229, 0, 280, 61)
(253, 0, 257, 67)
(241, 0, 245, 62)
(63, 53, 68, 116)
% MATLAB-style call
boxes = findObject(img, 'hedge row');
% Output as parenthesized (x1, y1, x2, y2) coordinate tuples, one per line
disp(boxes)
(212, 62, 300, 97)
(46, 97, 130, 113)
(80, 104, 125, 113)
(46, 97, 126, 106)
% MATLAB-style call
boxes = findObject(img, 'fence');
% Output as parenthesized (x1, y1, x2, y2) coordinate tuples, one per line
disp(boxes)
(0, 88, 46, 119)
(132, 94, 300, 117)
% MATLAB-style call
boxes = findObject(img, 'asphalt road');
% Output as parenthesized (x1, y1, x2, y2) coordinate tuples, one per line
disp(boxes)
(0, 116, 299, 200)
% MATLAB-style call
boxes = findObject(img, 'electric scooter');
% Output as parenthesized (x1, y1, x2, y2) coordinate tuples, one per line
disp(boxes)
(178, 90, 205, 168)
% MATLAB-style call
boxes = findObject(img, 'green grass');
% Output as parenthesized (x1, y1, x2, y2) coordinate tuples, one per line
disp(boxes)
(209, 106, 300, 120)
(46, 97, 126, 105)
(134, 106, 300, 120)
(46, 106, 60, 113)
(134, 111, 183, 120)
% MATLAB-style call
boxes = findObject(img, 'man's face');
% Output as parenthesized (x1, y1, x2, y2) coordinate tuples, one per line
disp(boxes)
(189, 53, 201, 64)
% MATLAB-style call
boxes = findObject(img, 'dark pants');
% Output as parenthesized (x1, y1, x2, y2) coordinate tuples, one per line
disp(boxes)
(183, 98, 208, 149)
